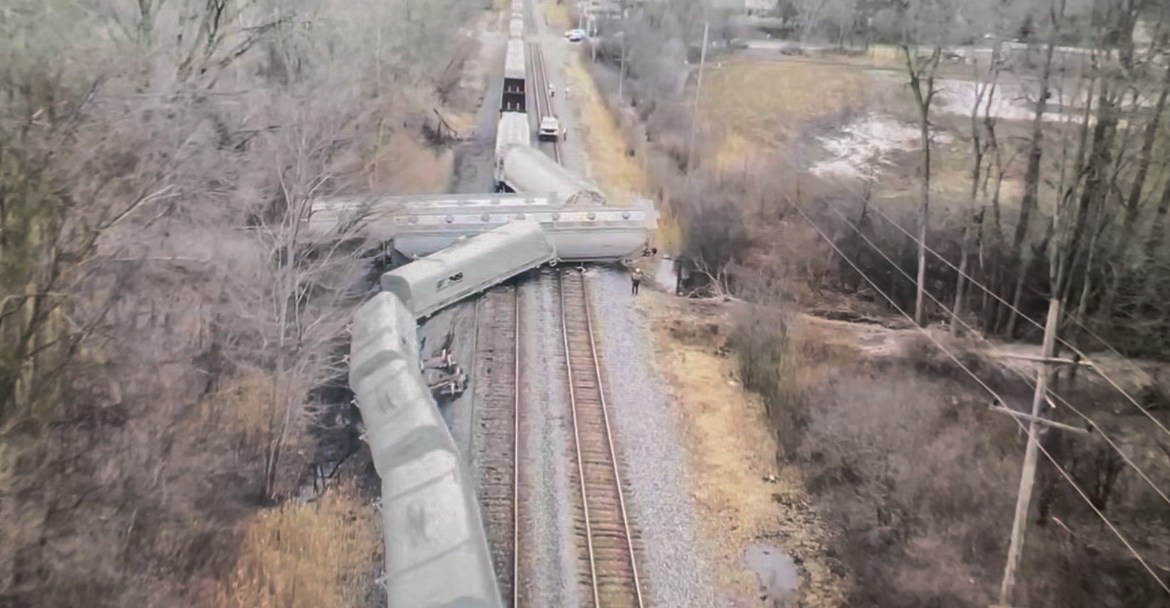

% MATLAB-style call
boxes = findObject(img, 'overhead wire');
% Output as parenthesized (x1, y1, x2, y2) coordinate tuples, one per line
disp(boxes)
(858, 198, 1170, 443)
(819, 202, 1170, 509)
(732, 83, 1169, 443)
(793, 202, 1170, 597)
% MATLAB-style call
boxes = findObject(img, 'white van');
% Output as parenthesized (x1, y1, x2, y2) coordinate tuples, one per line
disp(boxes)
(538, 116, 564, 141)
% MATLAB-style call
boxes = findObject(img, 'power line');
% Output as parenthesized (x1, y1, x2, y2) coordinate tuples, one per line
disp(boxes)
(821, 201, 1170, 509)
(858, 198, 1170, 444)
(794, 202, 1170, 599)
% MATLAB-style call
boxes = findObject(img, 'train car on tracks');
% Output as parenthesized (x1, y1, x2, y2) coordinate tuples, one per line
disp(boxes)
(349, 293, 503, 608)
(381, 220, 556, 319)
(502, 39, 526, 113)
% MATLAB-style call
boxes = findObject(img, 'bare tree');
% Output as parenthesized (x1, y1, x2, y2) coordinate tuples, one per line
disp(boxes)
(898, 0, 950, 327)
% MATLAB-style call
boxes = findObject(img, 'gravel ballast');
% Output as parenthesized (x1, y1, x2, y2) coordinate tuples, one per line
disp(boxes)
(586, 266, 720, 606)
(519, 269, 579, 607)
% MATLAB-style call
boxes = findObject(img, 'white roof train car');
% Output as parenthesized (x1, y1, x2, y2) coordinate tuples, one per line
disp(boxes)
(509, 16, 525, 39)
(501, 145, 606, 205)
(381, 220, 556, 319)
(348, 293, 503, 608)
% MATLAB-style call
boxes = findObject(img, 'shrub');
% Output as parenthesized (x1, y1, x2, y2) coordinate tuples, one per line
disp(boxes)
(729, 305, 806, 459)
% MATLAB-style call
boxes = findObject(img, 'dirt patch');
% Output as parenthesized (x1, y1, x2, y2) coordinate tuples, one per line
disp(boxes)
(640, 292, 845, 607)
(368, 129, 454, 194)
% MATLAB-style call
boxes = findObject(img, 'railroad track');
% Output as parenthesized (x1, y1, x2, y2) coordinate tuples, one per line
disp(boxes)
(527, 42, 561, 164)
(557, 270, 644, 608)
(471, 286, 523, 606)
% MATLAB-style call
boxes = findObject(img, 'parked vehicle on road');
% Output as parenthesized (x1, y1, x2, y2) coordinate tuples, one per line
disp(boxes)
(538, 115, 564, 142)
(565, 29, 585, 41)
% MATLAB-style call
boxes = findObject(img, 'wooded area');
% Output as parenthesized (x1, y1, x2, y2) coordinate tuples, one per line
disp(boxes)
(586, 0, 1170, 605)
(0, 0, 478, 605)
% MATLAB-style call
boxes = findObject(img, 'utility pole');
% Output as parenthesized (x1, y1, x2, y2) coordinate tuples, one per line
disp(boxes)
(684, 20, 709, 187)
(997, 295, 1061, 607)
(617, 1, 627, 101)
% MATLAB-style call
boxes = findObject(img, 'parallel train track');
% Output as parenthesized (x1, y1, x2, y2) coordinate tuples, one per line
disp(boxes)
(472, 286, 523, 605)
(557, 270, 644, 608)
(527, 42, 561, 164)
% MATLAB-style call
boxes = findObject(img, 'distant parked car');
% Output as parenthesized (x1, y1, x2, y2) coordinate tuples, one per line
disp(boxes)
(565, 29, 585, 42)
(778, 45, 804, 56)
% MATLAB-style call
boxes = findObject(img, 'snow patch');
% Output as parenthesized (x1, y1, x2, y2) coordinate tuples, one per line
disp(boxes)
(811, 113, 951, 180)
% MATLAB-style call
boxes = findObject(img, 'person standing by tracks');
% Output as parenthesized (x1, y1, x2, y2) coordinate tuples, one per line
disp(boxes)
(630, 267, 643, 295)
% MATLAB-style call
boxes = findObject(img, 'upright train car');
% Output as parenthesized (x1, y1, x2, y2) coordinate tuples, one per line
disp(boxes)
(502, 39, 526, 113)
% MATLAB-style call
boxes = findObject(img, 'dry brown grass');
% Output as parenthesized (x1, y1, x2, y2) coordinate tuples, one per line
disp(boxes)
(541, 0, 572, 30)
(700, 58, 871, 164)
(641, 293, 845, 607)
(564, 55, 651, 202)
(217, 480, 381, 608)
(369, 131, 453, 193)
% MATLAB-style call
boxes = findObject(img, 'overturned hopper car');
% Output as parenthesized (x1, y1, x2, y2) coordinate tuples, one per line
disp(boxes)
(389, 201, 657, 262)
(500, 145, 606, 205)
(381, 220, 556, 319)
(348, 293, 503, 608)
(494, 113, 531, 189)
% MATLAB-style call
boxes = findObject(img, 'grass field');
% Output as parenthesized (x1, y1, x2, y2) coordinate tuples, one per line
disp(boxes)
(699, 58, 873, 167)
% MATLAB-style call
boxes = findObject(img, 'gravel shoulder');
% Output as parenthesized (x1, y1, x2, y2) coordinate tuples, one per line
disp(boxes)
(634, 287, 848, 607)
(586, 267, 720, 607)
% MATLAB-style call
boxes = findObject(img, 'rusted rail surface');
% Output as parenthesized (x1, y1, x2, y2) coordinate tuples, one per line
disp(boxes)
(557, 270, 643, 608)
(472, 286, 523, 606)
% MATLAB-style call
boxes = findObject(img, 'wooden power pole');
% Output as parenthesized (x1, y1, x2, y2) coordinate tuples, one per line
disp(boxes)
(684, 20, 709, 187)
(997, 296, 1062, 606)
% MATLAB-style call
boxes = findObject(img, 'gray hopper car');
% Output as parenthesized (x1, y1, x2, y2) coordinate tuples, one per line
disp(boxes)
(501, 145, 607, 206)
(495, 113, 532, 189)
(389, 201, 658, 261)
(381, 220, 556, 319)
(349, 293, 503, 608)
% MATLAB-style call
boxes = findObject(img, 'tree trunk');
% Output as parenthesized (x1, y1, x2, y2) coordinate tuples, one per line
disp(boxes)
(902, 44, 940, 327)
(1002, 22, 1058, 335)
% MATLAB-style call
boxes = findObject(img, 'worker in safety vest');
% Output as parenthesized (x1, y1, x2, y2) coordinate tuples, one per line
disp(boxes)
(631, 267, 644, 295)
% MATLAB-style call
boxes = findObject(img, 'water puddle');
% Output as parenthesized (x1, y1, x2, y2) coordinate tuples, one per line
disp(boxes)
(745, 543, 799, 606)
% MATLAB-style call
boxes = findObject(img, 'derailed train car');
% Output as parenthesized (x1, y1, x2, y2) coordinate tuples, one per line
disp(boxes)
(495, 113, 531, 189)
(349, 293, 503, 608)
(500, 145, 606, 205)
(389, 201, 658, 262)
(381, 220, 557, 319)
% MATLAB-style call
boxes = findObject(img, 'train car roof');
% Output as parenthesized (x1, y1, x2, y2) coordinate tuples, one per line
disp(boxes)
(501, 145, 606, 205)
(387, 220, 552, 279)
(504, 39, 526, 80)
